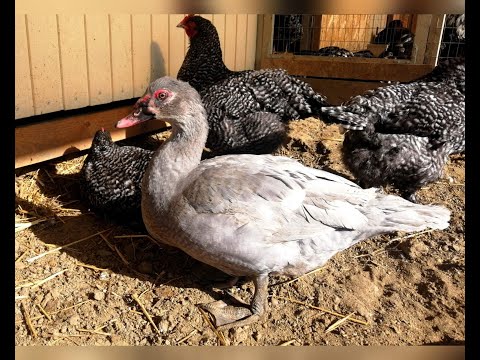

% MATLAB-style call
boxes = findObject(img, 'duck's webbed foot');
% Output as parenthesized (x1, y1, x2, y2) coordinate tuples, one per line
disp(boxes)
(199, 274, 269, 330)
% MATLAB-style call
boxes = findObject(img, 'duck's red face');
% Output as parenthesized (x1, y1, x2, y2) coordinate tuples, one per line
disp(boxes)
(115, 94, 155, 128)
(177, 14, 198, 38)
(115, 88, 175, 128)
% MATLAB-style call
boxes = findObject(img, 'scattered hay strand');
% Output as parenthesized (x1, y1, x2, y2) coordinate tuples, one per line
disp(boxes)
(16, 251, 28, 263)
(270, 266, 324, 287)
(15, 295, 28, 301)
(42, 169, 56, 185)
(197, 306, 228, 346)
(15, 269, 67, 290)
(100, 233, 130, 266)
(320, 137, 343, 142)
(157, 276, 184, 287)
(114, 234, 155, 240)
(76, 262, 108, 272)
(129, 310, 144, 316)
(131, 293, 161, 336)
(15, 299, 92, 324)
(177, 329, 198, 345)
(114, 234, 158, 244)
(35, 303, 52, 321)
(15, 218, 48, 233)
(26, 228, 112, 263)
(21, 302, 37, 338)
(354, 229, 435, 259)
(272, 295, 368, 326)
(77, 325, 112, 336)
(279, 339, 297, 346)
(325, 312, 355, 333)
(138, 288, 152, 299)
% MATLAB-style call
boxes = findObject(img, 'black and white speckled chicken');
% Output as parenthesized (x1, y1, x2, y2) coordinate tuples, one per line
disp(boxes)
(374, 20, 414, 59)
(317, 46, 355, 57)
(272, 15, 304, 52)
(321, 58, 465, 202)
(175, 14, 331, 155)
(353, 50, 375, 58)
(295, 47, 374, 58)
(80, 129, 153, 222)
(440, 14, 465, 58)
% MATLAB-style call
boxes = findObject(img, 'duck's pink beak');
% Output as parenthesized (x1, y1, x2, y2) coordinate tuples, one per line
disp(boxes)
(116, 112, 154, 128)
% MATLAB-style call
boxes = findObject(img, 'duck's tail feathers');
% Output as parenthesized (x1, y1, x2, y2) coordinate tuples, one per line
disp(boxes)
(374, 194, 451, 232)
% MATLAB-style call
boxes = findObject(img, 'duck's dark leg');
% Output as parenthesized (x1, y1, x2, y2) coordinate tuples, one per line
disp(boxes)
(199, 274, 269, 330)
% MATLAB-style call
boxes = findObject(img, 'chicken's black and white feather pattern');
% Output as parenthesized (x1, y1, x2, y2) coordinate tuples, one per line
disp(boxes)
(80, 129, 153, 221)
(321, 58, 465, 201)
(177, 15, 331, 155)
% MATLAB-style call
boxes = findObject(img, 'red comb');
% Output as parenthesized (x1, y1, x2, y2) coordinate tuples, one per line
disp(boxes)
(101, 127, 105, 131)
(180, 14, 195, 24)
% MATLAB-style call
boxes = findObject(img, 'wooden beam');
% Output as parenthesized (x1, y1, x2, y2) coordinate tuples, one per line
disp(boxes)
(261, 56, 434, 82)
(15, 104, 167, 169)
(424, 14, 445, 66)
(412, 15, 433, 64)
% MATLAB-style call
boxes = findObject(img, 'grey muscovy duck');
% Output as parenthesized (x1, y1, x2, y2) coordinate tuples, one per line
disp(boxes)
(172, 14, 332, 155)
(115, 76, 451, 330)
(321, 57, 465, 202)
(80, 129, 153, 222)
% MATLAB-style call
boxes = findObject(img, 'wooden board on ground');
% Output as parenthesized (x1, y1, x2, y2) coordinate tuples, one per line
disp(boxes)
(15, 105, 167, 169)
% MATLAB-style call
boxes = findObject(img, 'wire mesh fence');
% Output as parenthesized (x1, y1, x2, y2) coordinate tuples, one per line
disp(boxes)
(272, 14, 416, 59)
(272, 14, 464, 62)
(438, 14, 465, 60)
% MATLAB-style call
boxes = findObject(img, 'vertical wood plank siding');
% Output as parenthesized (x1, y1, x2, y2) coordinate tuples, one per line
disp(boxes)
(15, 15, 35, 118)
(15, 14, 259, 119)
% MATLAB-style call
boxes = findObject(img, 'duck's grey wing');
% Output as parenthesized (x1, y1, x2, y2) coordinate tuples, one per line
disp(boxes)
(181, 154, 374, 242)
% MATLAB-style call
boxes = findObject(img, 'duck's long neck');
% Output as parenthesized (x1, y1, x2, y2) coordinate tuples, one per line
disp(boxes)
(142, 105, 209, 212)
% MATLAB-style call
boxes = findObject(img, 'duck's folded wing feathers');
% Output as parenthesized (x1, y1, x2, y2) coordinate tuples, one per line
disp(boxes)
(182, 155, 374, 240)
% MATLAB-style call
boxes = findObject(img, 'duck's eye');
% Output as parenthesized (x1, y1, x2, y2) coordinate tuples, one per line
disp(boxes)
(154, 89, 169, 100)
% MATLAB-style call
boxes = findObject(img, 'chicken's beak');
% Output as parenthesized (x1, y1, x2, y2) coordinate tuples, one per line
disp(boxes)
(176, 22, 186, 28)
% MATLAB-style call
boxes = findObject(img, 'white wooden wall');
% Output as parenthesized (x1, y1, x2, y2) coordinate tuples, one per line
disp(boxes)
(15, 14, 258, 119)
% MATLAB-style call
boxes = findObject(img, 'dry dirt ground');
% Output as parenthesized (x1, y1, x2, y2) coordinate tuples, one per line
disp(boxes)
(14, 118, 465, 346)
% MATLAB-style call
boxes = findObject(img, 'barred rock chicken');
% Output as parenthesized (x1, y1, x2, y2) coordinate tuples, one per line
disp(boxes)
(440, 14, 465, 58)
(80, 129, 153, 222)
(294, 47, 374, 58)
(374, 20, 414, 59)
(174, 14, 331, 155)
(115, 76, 451, 330)
(272, 15, 304, 53)
(317, 46, 355, 57)
(321, 57, 465, 202)
(353, 50, 375, 58)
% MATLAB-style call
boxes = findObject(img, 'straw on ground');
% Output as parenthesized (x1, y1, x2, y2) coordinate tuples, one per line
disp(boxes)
(131, 293, 162, 336)
(272, 295, 368, 326)
(26, 228, 112, 263)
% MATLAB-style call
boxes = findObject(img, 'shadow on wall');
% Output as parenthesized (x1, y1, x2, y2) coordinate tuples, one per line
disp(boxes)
(150, 42, 167, 83)
(124, 42, 169, 140)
